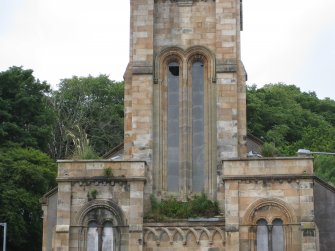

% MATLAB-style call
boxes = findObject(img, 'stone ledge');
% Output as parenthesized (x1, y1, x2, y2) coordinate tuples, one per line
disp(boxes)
(144, 219, 225, 227)
(55, 225, 69, 233)
(222, 174, 314, 181)
(56, 176, 147, 183)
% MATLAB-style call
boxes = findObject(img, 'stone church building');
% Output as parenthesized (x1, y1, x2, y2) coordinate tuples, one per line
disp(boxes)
(42, 0, 335, 250)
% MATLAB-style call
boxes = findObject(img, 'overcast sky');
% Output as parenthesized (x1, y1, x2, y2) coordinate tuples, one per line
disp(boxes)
(0, 0, 334, 99)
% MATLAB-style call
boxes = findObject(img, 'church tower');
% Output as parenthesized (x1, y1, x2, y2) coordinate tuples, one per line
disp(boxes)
(42, 1, 331, 250)
(124, 0, 247, 198)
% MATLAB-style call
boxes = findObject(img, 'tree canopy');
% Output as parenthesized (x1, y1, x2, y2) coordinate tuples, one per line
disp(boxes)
(0, 147, 56, 251)
(0, 67, 57, 251)
(247, 83, 335, 156)
(0, 66, 55, 151)
(48, 75, 124, 159)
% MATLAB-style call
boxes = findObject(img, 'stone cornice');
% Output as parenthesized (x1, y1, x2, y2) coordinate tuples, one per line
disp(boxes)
(154, 0, 215, 6)
(222, 174, 314, 181)
(56, 176, 147, 183)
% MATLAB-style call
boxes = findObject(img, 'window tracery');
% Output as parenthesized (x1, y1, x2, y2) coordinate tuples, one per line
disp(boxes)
(154, 46, 215, 195)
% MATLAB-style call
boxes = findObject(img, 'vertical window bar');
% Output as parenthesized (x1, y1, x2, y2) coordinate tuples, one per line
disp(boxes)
(167, 62, 180, 192)
(192, 61, 204, 192)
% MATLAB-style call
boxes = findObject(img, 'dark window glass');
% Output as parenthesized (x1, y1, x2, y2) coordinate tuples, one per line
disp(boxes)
(257, 219, 269, 251)
(192, 61, 204, 192)
(167, 62, 180, 191)
(272, 219, 284, 251)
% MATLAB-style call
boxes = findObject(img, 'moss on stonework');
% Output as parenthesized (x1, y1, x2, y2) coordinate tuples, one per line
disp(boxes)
(144, 193, 220, 221)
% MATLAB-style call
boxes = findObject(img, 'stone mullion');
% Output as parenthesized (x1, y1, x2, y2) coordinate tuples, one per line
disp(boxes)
(98, 226, 103, 251)
(180, 59, 189, 196)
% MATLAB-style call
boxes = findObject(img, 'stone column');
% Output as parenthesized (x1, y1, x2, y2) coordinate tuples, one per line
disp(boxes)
(54, 182, 71, 251)
(224, 180, 240, 250)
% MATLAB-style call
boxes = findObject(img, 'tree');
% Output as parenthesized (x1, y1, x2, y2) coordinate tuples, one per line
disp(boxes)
(49, 75, 124, 159)
(0, 147, 57, 251)
(0, 66, 55, 151)
(314, 155, 335, 186)
(247, 83, 335, 155)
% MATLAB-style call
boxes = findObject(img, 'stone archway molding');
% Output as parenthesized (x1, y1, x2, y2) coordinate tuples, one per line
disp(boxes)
(154, 45, 216, 84)
(75, 199, 126, 227)
(242, 198, 297, 225)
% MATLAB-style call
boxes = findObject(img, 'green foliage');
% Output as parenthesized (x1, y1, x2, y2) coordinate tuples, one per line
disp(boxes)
(0, 147, 57, 251)
(49, 75, 124, 159)
(247, 83, 335, 156)
(314, 155, 335, 185)
(103, 167, 113, 177)
(87, 189, 98, 201)
(145, 194, 220, 221)
(261, 142, 279, 157)
(67, 125, 99, 159)
(0, 66, 55, 151)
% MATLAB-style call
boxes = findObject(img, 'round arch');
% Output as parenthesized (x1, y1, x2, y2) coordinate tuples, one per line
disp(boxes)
(75, 199, 126, 227)
(243, 198, 297, 225)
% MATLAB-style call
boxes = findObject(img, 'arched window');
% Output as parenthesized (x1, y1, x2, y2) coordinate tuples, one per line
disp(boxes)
(165, 58, 207, 193)
(155, 47, 214, 195)
(256, 218, 284, 251)
(256, 219, 269, 251)
(86, 221, 115, 251)
(191, 60, 205, 192)
(102, 222, 114, 251)
(167, 61, 180, 192)
(272, 219, 284, 251)
(87, 222, 98, 251)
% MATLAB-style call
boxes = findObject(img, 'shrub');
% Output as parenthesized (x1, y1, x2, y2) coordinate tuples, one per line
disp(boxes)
(145, 193, 220, 221)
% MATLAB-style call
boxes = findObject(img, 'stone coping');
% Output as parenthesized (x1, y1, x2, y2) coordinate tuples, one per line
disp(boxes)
(56, 176, 146, 182)
(221, 157, 313, 162)
(222, 174, 314, 181)
(222, 157, 314, 176)
(57, 160, 146, 179)
(57, 159, 146, 164)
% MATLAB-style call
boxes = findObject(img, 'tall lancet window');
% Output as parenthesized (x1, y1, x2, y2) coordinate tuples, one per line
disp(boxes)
(156, 47, 214, 195)
(167, 62, 180, 192)
(191, 60, 205, 192)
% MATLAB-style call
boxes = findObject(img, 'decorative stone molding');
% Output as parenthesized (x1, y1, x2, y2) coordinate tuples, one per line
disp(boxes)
(154, 45, 216, 84)
(143, 225, 225, 247)
(74, 199, 126, 227)
(242, 198, 297, 225)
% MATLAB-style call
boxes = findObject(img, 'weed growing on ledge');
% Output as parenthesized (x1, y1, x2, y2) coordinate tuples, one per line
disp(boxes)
(103, 167, 113, 177)
(145, 193, 220, 221)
